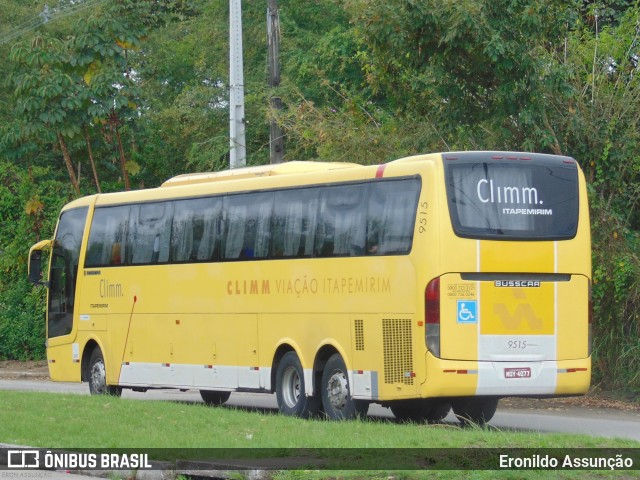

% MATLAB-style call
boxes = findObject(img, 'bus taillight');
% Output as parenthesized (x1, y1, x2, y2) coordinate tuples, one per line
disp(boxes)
(425, 277, 441, 358)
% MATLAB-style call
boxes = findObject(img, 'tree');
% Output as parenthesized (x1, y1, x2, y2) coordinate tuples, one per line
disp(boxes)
(73, 5, 144, 191)
(550, 6, 640, 389)
(8, 35, 83, 193)
(6, 0, 152, 194)
(344, 0, 575, 148)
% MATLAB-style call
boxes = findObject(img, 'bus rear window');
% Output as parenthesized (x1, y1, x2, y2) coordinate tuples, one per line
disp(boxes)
(444, 154, 579, 240)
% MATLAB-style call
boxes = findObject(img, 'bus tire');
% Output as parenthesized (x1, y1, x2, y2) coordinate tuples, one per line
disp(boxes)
(451, 396, 498, 426)
(320, 353, 368, 420)
(275, 351, 320, 418)
(200, 390, 231, 406)
(390, 399, 451, 423)
(88, 348, 122, 396)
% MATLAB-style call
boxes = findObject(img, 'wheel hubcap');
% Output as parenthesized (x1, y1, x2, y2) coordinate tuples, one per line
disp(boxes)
(282, 366, 301, 407)
(326, 370, 348, 409)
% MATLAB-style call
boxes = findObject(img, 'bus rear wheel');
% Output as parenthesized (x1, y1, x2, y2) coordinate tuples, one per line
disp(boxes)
(275, 351, 320, 418)
(88, 348, 122, 396)
(200, 390, 231, 406)
(320, 353, 368, 420)
(390, 399, 451, 423)
(451, 396, 498, 426)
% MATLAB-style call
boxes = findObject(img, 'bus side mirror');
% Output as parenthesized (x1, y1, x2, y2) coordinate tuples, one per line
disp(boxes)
(29, 250, 45, 286)
(28, 240, 51, 287)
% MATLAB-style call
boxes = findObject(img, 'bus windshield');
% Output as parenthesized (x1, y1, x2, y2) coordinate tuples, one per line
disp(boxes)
(444, 153, 579, 240)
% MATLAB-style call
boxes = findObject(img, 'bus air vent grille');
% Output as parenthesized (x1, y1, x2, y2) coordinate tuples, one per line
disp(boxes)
(382, 318, 414, 385)
(354, 319, 365, 351)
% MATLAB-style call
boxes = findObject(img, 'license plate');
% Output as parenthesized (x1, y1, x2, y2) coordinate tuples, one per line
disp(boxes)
(504, 367, 531, 379)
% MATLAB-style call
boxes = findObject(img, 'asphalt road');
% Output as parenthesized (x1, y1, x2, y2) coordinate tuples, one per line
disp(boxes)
(1, 379, 640, 442)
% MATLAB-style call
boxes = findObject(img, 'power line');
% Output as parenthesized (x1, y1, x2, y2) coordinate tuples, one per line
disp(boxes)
(0, 0, 109, 46)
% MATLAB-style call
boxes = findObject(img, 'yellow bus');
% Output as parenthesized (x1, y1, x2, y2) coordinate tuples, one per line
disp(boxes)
(28, 151, 591, 424)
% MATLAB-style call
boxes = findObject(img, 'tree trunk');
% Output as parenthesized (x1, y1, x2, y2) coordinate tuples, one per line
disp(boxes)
(84, 125, 102, 193)
(56, 132, 80, 195)
(542, 111, 563, 156)
(113, 120, 131, 191)
(268, 0, 284, 163)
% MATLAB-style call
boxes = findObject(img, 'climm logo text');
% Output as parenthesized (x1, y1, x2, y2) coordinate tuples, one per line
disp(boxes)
(476, 179, 542, 205)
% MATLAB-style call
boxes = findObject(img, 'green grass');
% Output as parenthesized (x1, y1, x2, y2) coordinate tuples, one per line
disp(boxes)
(1, 390, 637, 449)
(0, 391, 638, 479)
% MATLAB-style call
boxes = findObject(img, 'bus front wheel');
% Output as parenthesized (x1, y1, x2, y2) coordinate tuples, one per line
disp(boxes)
(451, 396, 498, 426)
(320, 353, 368, 420)
(275, 351, 320, 418)
(88, 348, 122, 396)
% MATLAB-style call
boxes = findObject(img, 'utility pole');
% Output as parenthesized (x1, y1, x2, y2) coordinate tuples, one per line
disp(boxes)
(229, 0, 246, 168)
(267, 0, 284, 163)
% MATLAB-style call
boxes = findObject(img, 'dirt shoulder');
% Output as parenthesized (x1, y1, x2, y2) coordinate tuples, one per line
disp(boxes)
(0, 359, 49, 379)
(501, 391, 640, 413)
(1, 360, 638, 413)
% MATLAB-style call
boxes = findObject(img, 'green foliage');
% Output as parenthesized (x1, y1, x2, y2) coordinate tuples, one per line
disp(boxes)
(590, 197, 640, 390)
(344, 0, 570, 125)
(0, 278, 46, 360)
(0, 160, 69, 360)
(2, 0, 165, 194)
(273, 83, 440, 163)
(541, 7, 640, 391)
(132, 0, 251, 173)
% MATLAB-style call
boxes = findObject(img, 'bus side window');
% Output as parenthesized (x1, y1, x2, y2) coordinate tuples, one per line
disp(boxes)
(272, 188, 319, 258)
(128, 202, 173, 265)
(171, 198, 222, 263)
(367, 179, 421, 255)
(252, 193, 274, 259)
(223, 197, 248, 259)
(85, 205, 130, 267)
(195, 200, 223, 261)
(223, 193, 273, 260)
(316, 184, 366, 257)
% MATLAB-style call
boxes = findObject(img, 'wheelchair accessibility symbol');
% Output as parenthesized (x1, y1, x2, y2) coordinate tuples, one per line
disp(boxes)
(457, 300, 477, 324)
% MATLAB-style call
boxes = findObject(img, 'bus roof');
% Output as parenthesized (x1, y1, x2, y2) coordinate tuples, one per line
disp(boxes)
(161, 161, 361, 187)
(55, 152, 583, 217)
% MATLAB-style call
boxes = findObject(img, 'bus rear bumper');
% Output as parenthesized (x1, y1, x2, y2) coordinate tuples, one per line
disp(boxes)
(423, 353, 591, 398)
